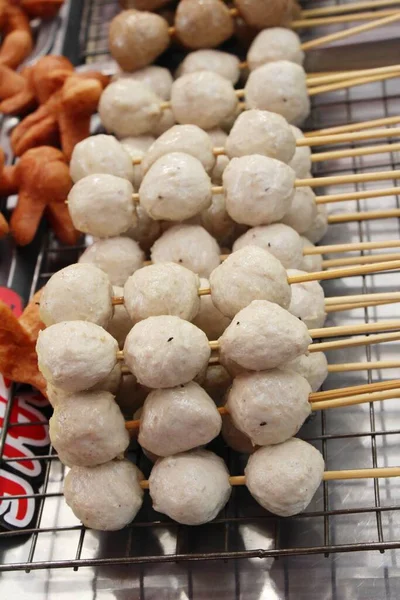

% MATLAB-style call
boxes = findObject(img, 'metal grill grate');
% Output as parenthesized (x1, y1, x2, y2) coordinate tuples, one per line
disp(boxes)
(1, 0, 400, 587)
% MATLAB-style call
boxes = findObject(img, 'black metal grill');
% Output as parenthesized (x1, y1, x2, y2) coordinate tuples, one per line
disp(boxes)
(1, 0, 400, 582)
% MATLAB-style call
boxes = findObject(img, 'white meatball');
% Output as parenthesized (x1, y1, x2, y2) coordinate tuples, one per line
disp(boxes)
(79, 237, 144, 286)
(171, 71, 238, 130)
(288, 125, 312, 178)
(221, 414, 254, 454)
(50, 390, 129, 467)
(286, 269, 326, 329)
(139, 382, 221, 456)
(202, 364, 232, 405)
(149, 449, 231, 525)
(139, 152, 212, 221)
(304, 204, 328, 244)
(282, 352, 328, 392)
(116, 372, 148, 416)
(151, 108, 176, 137)
(151, 224, 220, 277)
(124, 315, 211, 388)
(219, 300, 312, 371)
(200, 193, 235, 242)
(37, 321, 117, 392)
(70, 134, 135, 183)
(120, 135, 155, 189)
(123, 204, 161, 251)
(207, 128, 229, 184)
(247, 28, 304, 70)
(107, 286, 133, 348)
(281, 186, 317, 234)
(141, 125, 216, 174)
(178, 50, 241, 84)
(233, 223, 303, 269)
(226, 369, 311, 446)
(40, 263, 113, 327)
(114, 66, 173, 99)
(245, 439, 325, 516)
(223, 155, 295, 226)
(210, 246, 291, 318)
(300, 237, 323, 273)
(225, 110, 296, 163)
(68, 174, 136, 238)
(99, 79, 162, 137)
(64, 460, 144, 530)
(245, 61, 310, 126)
(192, 277, 230, 338)
(124, 262, 200, 323)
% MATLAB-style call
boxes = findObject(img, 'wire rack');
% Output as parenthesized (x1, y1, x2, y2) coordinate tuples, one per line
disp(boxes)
(1, 0, 400, 591)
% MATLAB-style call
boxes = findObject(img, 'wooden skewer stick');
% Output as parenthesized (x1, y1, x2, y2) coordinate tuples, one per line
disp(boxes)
(298, 127, 400, 147)
(328, 208, 400, 224)
(308, 70, 400, 96)
(304, 239, 400, 255)
(326, 291, 400, 305)
(301, 0, 400, 18)
(328, 360, 400, 372)
(316, 187, 400, 205)
(310, 378, 400, 401)
(293, 8, 399, 28)
(307, 64, 400, 87)
(306, 115, 400, 137)
(323, 253, 400, 268)
(326, 299, 400, 312)
(309, 330, 400, 352)
(311, 141, 400, 162)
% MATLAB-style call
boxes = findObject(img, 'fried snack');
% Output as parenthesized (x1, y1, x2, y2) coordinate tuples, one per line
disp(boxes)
(9, 146, 79, 245)
(20, 0, 65, 19)
(0, 296, 47, 396)
(0, 4, 33, 69)
(0, 145, 9, 237)
(19, 289, 44, 339)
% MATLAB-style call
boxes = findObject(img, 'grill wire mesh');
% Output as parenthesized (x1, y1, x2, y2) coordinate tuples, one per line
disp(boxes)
(1, 0, 400, 586)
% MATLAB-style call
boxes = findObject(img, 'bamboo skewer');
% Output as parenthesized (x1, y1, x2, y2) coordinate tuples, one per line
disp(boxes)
(316, 187, 399, 205)
(311, 142, 400, 162)
(309, 331, 400, 352)
(298, 127, 400, 147)
(324, 254, 400, 269)
(301, 0, 400, 18)
(310, 378, 400, 401)
(328, 360, 400, 372)
(328, 209, 400, 224)
(293, 8, 399, 28)
(308, 70, 400, 96)
(306, 115, 400, 137)
(306, 64, 400, 86)
(303, 239, 400, 255)
(325, 291, 400, 305)
(312, 388, 400, 410)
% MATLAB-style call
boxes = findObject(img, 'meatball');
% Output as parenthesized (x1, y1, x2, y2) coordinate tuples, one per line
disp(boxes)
(247, 28, 304, 70)
(245, 61, 310, 126)
(223, 155, 296, 226)
(207, 128, 229, 185)
(123, 315, 211, 388)
(141, 125, 215, 174)
(282, 351, 328, 392)
(174, 0, 234, 49)
(300, 237, 323, 273)
(200, 193, 235, 242)
(149, 449, 231, 524)
(70, 134, 135, 183)
(50, 390, 129, 467)
(286, 269, 326, 329)
(219, 300, 312, 371)
(107, 286, 133, 348)
(304, 204, 328, 244)
(139, 152, 212, 221)
(79, 237, 145, 286)
(40, 263, 113, 328)
(120, 135, 155, 190)
(225, 110, 296, 164)
(202, 364, 232, 405)
(235, 0, 291, 28)
(123, 204, 161, 251)
(233, 223, 303, 269)
(171, 71, 238, 130)
(210, 246, 291, 318)
(281, 187, 317, 234)
(64, 460, 144, 530)
(116, 372, 149, 416)
(114, 66, 173, 100)
(37, 321, 118, 392)
(139, 382, 221, 456)
(177, 50, 240, 84)
(124, 262, 200, 323)
(152, 107, 176, 137)
(109, 10, 170, 72)
(226, 369, 311, 446)
(151, 224, 220, 277)
(221, 414, 254, 454)
(192, 277, 230, 338)
(245, 438, 325, 516)
(68, 174, 136, 238)
(288, 125, 312, 178)
(99, 79, 162, 138)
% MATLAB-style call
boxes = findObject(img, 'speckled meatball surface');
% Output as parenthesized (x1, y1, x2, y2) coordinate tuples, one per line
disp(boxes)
(124, 315, 211, 388)
(288, 125, 312, 178)
(245, 439, 325, 516)
(120, 135, 155, 190)
(50, 390, 129, 467)
(282, 187, 317, 234)
(299, 237, 323, 273)
(139, 381, 221, 456)
(247, 28, 304, 70)
(304, 204, 328, 243)
(37, 321, 118, 392)
(70, 134, 135, 183)
(226, 369, 311, 446)
(114, 65, 173, 100)
(40, 263, 113, 328)
(282, 351, 328, 392)
(174, 0, 234, 49)
(221, 414, 254, 454)
(124, 262, 200, 323)
(223, 154, 295, 226)
(287, 269, 326, 329)
(219, 300, 312, 371)
(64, 460, 144, 530)
(79, 237, 145, 286)
(178, 50, 240, 84)
(235, 0, 291, 28)
(149, 449, 231, 524)
(210, 246, 291, 318)
(192, 277, 231, 338)
(233, 223, 303, 269)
